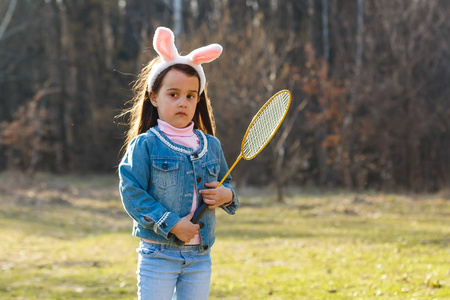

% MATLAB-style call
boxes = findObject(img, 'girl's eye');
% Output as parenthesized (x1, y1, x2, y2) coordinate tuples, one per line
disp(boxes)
(187, 94, 197, 100)
(170, 93, 178, 98)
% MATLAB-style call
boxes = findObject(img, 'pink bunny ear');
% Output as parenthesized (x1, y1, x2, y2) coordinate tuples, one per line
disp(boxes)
(189, 44, 223, 64)
(153, 27, 177, 61)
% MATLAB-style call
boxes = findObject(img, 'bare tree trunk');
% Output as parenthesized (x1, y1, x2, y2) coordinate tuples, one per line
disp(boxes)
(355, 0, 364, 80)
(0, 0, 17, 40)
(350, 0, 365, 188)
(321, 0, 329, 63)
(339, 0, 365, 187)
(27, 86, 61, 175)
(313, 0, 331, 186)
(59, 2, 76, 171)
(274, 144, 285, 203)
(273, 98, 309, 202)
(173, 0, 182, 44)
(347, 0, 364, 120)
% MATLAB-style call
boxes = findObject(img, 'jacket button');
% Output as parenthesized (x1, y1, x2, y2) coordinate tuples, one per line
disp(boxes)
(199, 222, 205, 229)
(213, 167, 216, 173)
(197, 177, 202, 183)
(203, 245, 209, 250)
(160, 223, 167, 229)
(162, 162, 168, 170)
(193, 153, 199, 158)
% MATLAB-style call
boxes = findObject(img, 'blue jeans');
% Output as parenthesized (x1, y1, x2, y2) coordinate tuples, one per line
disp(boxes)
(136, 240, 212, 300)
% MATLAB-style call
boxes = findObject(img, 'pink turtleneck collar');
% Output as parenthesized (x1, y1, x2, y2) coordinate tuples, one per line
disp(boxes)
(157, 119, 200, 152)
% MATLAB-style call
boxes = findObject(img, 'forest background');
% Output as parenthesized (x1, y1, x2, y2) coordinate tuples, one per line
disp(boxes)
(0, 0, 449, 198)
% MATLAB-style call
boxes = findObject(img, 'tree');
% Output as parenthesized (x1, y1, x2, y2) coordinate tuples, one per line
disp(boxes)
(0, 0, 17, 40)
(0, 0, 449, 192)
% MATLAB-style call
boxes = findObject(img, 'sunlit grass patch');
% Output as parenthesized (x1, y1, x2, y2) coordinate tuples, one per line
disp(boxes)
(0, 173, 449, 299)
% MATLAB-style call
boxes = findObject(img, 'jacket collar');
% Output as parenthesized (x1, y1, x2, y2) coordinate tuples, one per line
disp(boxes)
(149, 126, 208, 160)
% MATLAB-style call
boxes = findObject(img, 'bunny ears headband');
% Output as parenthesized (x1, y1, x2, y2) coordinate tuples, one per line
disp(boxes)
(147, 27, 223, 94)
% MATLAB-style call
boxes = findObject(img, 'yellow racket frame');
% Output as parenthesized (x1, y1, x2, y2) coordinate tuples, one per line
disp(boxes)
(217, 90, 292, 187)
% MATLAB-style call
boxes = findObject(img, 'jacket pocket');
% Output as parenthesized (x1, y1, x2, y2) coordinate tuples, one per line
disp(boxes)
(137, 242, 160, 258)
(152, 159, 179, 189)
(206, 161, 220, 182)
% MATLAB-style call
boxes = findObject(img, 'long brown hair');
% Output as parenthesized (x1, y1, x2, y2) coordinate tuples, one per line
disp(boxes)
(119, 57, 216, 152)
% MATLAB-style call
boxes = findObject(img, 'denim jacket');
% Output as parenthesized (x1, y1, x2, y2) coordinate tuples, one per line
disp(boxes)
(119, 126, 238, 251)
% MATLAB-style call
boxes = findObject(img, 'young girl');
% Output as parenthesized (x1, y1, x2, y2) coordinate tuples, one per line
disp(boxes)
(118, 27, 238, 300)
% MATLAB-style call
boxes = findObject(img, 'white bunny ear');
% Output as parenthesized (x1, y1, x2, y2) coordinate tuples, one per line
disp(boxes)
(153, 27, 178, 61)
(189, 44, 223, 64)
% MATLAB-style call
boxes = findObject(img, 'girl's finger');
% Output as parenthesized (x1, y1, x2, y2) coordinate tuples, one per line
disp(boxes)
(203, 198, 214, 204)
(200, 189, 217, 197)
(203, 198, 218, 208)
(204, 181, 219, 187)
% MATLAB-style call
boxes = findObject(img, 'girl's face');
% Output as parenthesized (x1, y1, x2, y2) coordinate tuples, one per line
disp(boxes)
(150, 69, 200, 129)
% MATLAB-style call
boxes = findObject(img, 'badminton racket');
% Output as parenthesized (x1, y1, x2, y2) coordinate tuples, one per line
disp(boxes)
(174, 90, 291, 245)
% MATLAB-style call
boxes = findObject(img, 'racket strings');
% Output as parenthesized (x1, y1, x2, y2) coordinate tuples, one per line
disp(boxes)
(243, 92, 291, 158)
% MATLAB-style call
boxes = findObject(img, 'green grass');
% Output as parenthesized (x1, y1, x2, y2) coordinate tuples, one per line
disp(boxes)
(0, 172, 448, 299)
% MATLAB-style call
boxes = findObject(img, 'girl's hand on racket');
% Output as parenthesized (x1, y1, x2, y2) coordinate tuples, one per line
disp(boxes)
(170, 213, 200, 242)
(200, 182, 233, 209)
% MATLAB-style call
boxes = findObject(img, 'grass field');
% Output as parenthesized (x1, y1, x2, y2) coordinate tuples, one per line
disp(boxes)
(0, 172, 449, 299)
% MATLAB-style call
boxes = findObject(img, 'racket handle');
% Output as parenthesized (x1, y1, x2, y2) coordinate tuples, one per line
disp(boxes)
(175, 154, 242, 246)
(190, 154, 241, 224)
(173, 204, 206, 246)
(191, 202, 208, 224)
(190, 172, 228, 224)
(172, 204, 207, 246)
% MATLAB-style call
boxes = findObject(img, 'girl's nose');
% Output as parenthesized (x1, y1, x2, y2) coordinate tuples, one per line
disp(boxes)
(179, 97, 188, 107)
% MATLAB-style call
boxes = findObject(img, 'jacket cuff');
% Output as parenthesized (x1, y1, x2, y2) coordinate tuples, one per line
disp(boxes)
(220, 188, 238, 214)
(151, 212, 180, 238)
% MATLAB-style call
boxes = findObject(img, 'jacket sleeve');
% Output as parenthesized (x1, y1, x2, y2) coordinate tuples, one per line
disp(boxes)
(217, 144, 239, 215)
(118, 135, 180, 238)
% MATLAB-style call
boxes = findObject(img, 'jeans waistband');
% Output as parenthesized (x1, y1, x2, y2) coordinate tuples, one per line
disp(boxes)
(140, 239, 201, 251)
